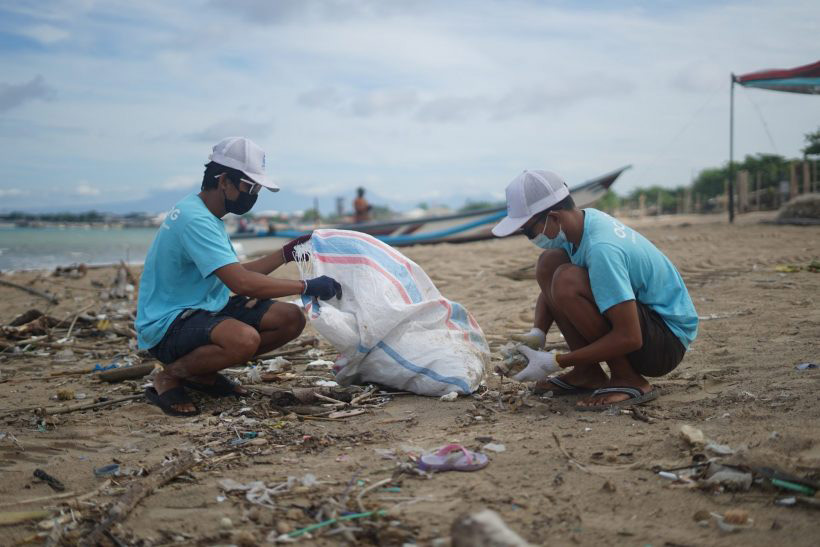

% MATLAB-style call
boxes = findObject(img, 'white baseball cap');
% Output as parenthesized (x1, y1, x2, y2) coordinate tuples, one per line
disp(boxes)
(491, 170, 570, 237)
(209, 137, 279, 192)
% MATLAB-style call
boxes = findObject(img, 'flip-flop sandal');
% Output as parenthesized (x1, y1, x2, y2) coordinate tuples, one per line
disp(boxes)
(533, 376, 596, 396)
(183, 373, 243, 398)
(145, 386, 200, 417)
(418, 444, 489, 473)
(576, 385, 659, 412)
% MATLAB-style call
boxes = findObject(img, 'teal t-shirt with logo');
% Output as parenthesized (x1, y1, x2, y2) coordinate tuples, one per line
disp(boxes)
(569, 208, 698, 348)
(136, 194, 238, 349)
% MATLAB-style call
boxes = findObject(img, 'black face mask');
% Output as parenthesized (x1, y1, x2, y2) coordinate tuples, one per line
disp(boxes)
(223, 183, 258, 215)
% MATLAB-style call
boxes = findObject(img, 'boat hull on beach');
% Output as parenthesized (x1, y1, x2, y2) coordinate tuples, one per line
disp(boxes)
(232, 166, 630, 255)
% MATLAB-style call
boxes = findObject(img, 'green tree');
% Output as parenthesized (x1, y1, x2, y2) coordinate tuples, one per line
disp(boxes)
(802, 127, 820, 156)
(458, 200, 504, 212)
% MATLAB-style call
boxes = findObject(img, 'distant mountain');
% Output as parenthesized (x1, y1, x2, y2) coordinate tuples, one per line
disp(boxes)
(11, 186, 504, 216)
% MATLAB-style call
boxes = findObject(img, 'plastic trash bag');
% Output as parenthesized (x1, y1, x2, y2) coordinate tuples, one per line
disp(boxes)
(295, 229, 488, 396)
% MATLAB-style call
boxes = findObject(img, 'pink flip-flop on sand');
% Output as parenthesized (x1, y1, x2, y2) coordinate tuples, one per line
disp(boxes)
(418, 444, 489, 472)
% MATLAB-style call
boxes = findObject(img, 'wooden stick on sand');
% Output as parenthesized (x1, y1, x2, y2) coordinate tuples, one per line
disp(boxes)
(0, 279, 59, 305)
(79, 451, 198, 547)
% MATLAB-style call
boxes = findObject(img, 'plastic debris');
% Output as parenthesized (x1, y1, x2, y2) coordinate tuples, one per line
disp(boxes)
(440, 391, 459, 402)
(706, 441, 735, 456)
(711, 510, 753, 533)
(451, 508, 533, 547)
(93, 464, 120, 477)
(483, 443, 506, 453)
(703, 465, 752, 491)
(305, 359, 334, 370)
(796, 362, 817, 370)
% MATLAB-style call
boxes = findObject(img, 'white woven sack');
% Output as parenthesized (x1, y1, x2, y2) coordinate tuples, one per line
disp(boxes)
(295, 229, 488, 396)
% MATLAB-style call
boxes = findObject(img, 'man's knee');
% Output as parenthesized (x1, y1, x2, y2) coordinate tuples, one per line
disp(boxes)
(261, 302, 305, 337)
(535, 249, 569, 292)
(283, 303, 306, 337)
(551, 264, 589, 303)
(231, 325, 261, 361)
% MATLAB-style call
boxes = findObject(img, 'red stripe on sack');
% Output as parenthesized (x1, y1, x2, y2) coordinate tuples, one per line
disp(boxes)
(319, 230, 414, 270)
(316, 254, 412, 305)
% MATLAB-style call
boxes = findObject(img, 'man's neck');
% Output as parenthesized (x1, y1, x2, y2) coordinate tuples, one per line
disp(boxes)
(563, 209, 585, 248)
(198, 190, 226, 219)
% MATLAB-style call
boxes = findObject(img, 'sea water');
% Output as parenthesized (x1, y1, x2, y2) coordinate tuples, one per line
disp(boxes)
(0, 226, 158, 271)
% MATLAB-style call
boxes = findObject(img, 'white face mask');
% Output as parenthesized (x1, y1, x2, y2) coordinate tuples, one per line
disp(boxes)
(530, 217, 567, 250)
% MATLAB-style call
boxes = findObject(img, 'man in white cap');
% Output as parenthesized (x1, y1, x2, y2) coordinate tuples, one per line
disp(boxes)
(136, 137, 341, 416)
(492, 170, 698, 410)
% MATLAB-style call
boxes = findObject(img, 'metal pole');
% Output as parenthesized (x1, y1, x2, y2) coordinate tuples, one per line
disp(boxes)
(728, 74, 735, 223)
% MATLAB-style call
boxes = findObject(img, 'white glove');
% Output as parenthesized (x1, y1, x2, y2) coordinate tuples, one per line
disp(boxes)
(512, 346, 559, 382)
(510, 327, 545, 349)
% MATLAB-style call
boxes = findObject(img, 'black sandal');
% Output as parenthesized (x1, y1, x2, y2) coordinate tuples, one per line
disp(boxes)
(145, 386, 200, 417)
(183, 373, 243, 398)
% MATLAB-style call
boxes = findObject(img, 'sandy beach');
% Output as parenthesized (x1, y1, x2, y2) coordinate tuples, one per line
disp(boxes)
(1, 212, 819, 546)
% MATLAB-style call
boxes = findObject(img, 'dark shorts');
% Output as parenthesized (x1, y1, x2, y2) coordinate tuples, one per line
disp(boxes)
(626, 302, 686, 377)
(148, 295, 274, 365)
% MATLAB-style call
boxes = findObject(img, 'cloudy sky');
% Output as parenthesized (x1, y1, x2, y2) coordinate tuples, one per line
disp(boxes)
(1, 0, 818, 212)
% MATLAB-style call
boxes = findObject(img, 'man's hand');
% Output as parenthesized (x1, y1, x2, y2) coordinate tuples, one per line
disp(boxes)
(512, 346, 559, 382)
(282, 233, 312, 263)
(303, 275, 342, 300)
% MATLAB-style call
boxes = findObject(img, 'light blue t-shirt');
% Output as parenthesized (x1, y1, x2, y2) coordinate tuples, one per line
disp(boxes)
(568, 208, 698, 348)
(136, 194, 238, 349)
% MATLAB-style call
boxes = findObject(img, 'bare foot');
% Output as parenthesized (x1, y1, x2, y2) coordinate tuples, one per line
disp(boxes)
(153, 370, 197, 414)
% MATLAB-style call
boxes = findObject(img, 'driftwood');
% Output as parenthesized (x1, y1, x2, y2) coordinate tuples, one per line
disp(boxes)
(79, 451, 199, 547)
(0, 279, 59, 305)
(0, 394, 143, 416)
(97, 364, 155, 383)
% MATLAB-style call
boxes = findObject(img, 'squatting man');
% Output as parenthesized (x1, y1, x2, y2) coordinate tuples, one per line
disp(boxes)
(492, 170, 698, 410)
(135, 137, 338, 416)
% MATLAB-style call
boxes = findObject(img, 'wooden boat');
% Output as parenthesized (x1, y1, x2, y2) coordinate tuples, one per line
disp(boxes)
(233, 166, 630, 254)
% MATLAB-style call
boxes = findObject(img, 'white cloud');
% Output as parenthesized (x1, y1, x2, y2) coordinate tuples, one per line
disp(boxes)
(0, 188, 27, 198)
(160, 175, 198, 190)
(0, 0, 818, 211)
(74, 182, 100, 196)
(18, 24, 70, 44)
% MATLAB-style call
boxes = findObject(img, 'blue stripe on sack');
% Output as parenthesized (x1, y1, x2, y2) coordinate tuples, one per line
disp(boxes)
(448, 301, 469, 328)
(376, 341, 471, 393)
(313, 235, 423, 303)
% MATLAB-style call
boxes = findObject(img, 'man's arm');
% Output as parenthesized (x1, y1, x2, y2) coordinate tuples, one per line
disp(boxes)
(215, 263, 304, 299)
(243, 250, 286, 275)
(555, 300, 643, 368)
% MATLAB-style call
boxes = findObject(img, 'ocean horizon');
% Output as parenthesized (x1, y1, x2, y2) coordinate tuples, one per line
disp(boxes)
(0, 226, 158, 272)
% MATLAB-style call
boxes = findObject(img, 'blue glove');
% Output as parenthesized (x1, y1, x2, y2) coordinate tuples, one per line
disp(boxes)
(303, 276, 342, 300)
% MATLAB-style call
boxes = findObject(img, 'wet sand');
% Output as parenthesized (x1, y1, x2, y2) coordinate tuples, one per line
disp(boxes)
(1, 211, 819, 545)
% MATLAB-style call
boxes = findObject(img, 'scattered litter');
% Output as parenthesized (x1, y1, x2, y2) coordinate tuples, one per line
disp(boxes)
(796, 362, 817, 370)
(451, 508, 533, 547)
(483, 443, 506, 453)
(706, 441, 735, 456)
(56, 389, 75, 401)
(260, 356, 290, 372)
(315, 380, 339, 387)
(711, 510, 753, 533)
(305, 359, 334, 370)
(33, 469, 65, 491)
(775, 497, 796, 507)
(418, 444, 489, 473)
(439, 392, 458, 402)
(703, 464, 753, 491)
(93, 464, 120, 477)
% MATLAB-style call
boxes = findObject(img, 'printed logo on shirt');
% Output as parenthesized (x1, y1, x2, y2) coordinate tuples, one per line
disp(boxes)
(161, 207, 181, 230)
